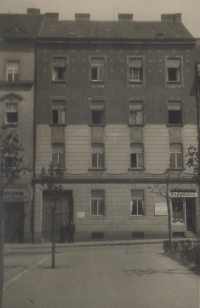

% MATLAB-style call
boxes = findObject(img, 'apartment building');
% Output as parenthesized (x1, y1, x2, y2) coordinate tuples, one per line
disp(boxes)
(0, 9, 45, 242)
(33, 13, 199, 241)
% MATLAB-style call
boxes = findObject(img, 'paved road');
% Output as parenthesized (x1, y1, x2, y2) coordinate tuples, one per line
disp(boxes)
(3, 243, 200, 308)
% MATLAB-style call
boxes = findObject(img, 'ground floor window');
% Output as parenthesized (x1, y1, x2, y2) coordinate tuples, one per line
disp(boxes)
(131, 190, 144, 216)
(172, 198, 184, 224)
(91, 190, 104, 216)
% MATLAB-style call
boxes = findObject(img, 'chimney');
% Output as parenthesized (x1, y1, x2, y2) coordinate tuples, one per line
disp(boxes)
(118, 14, 133, 22)
(75, 13, 90, 21)
(161, 13, 182, 22)
(27, 8, 40, 14)
(45, 13, 59, 21)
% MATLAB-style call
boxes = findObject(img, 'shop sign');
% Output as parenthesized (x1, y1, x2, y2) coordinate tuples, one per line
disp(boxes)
(155, 203, 168, 216)
(3, 185, 29, 202)
(77, 212, 85, 218)
(169, 192, 197, 198)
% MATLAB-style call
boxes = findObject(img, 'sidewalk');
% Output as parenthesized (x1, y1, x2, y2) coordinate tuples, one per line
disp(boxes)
(4, 237, 199, 250)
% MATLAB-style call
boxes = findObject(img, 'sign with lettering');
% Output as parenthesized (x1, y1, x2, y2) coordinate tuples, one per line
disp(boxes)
(3, 185, 29, 202)
(77, 212, 85, 218)
(169, 192, 197, 198)
(155, 203, 168, 216)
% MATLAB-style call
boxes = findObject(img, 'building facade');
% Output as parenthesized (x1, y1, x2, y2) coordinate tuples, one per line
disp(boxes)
(32, 12, 199, 242)
(0, 9, 45, 242)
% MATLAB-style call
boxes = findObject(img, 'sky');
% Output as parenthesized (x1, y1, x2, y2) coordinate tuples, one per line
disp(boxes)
(1, 0, 200, 37)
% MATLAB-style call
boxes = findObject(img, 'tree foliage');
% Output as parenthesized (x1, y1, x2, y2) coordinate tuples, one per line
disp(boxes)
(186, 145, 199, 182)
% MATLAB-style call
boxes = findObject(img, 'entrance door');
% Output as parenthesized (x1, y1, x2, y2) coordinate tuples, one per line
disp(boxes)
(4, 202, 24, 243)
(186, 199, 195, 232)
(42, 197, 70, 242)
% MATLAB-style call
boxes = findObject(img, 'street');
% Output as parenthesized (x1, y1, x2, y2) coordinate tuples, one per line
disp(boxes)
(3, 242, 200, 308)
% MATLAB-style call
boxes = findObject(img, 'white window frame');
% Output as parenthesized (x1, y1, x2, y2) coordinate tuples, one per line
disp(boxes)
(168, 101, 182, 125)
(51, 143, 65, 168)
(129, 101, 143, 125)
(128, 57, 143, 83)
(130, 190, 144, 216)
(91, 145, 104, 169)
(52, 57, 66, 81)
(91, 190, 105, 216)
(6, 60, 20, 82)
(52, 102, 66, 124)
(90, 57, 105, 82)
(170, 144, 183, 168)
(166, 57, 182, 83)
(5, 102, 18, 125)
(130, 144, 144, 169)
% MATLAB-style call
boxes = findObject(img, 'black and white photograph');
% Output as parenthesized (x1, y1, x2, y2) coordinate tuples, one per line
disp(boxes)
(0, 0, 200, 307)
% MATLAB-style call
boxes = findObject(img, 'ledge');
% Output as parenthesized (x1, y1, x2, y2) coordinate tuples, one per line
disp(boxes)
(128, 124, 145, 127)
(128, 168, 146, 171)
(88, 168, 107, 172)
(89, 124, 106, 127)
(167, 124, 184, 127)
(49, 124, 67, 127)
(0, 81, 34, 88)
(89, 216, 105, 220)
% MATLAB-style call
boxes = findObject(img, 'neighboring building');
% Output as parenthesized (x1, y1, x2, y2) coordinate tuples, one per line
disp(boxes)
(0, 9, 45, 242)
(33, 12, 199, 242)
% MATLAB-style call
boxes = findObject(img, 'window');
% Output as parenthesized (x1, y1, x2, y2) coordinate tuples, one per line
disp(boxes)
(129, 102, 143, 125)
(5, 103, 18, 124)
(91, 58, 105, 82)
(172, 198, 184, 224)
(91, 190, 104, 216)
(131, 190, 144, 216)
(6, 61, 19, 81)
(130, 144, 143, 168)
(168, 102, 182, 125)
(170, 144, 183, 168)
(92, 145, 104, 169)
(128, 58, 143, 82)
(52, 102, 66, 124)
(52, 143, 65, 168)
(4, 148, 17, 168)
(91, 102, 104, 125)
(52, 57, 66, 81)
(167, 58, 181, 82)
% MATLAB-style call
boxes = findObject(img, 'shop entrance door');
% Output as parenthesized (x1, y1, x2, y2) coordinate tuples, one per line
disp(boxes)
(42, 196, 70, 242)
(4, 202, 24, 243)
(186, 199, 195, 232)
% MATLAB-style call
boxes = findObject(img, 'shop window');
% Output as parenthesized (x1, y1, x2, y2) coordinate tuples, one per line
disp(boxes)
(129, 101, 143, 125)
(92, 144, 104, 169)
(170, 144, 183, 168)
(167, 58, 181, 83)
(91, 58, 105, 82)
(91, 190, 104, 216)
(52, 143, 65, 168)
(91, 102, 104, 125)
(52, 102, 66, 124)
(168, 102, 182, 125)
(172, 198, 184, 224)
(52, 57, 66, 81)
(131, 190, 144, 216)
(6, 60, 19, 81)
(5, 103, 18, 125)
(128, 58, 143, 83)
(130, 144, 143, 168)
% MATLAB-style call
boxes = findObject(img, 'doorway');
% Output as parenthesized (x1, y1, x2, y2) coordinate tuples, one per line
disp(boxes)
(186, 198, 195, 232)
(3, 202, 24, 243)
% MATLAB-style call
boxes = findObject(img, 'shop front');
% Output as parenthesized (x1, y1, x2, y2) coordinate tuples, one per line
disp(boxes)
(170, 191, 197, 235)
(3, 185, 30, 243)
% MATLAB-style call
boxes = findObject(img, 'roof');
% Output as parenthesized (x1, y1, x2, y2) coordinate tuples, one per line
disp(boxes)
(39, 20, 194, 40)
(0, 14, 45, 39)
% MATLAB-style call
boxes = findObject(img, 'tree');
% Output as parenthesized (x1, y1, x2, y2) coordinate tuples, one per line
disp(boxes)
(186, 145, 199, 182)
(148, 167, 183, 251)
(40, 162, 64, 268)
(0, 122, 23, 308)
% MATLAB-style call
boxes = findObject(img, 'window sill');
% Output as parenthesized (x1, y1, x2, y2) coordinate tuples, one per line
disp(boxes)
(166, 124, 184, 127)
(5, 123, 18, 127)
(128, 124, 145, 127)
(89, 124, 106, 127)
(128, 168, 145, 171)
(49, 124, 67, 127)
(52, 80, 66, 83)
(129, 81, 143, 83)
(88, 168, 106, 172)
(129, 215, 144, 218)
(89, 216, 105, 220)
(168, 168, 185, 171)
